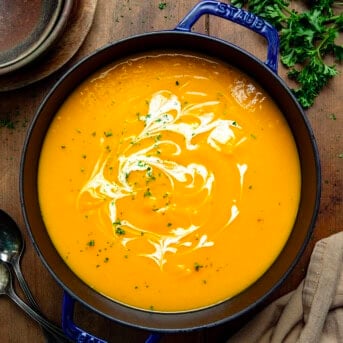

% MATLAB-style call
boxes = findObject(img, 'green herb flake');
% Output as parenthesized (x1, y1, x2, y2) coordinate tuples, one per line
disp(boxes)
(115, 227, 126, 235)
(104, 131, 113, 137)
(328, 113, 337, 120)
(154, 134, 162, 142)
(194, 262, 203, 272)
(0, 118, 15, 129)
(138, 160, 146, 167)
(158, 2, 167, 10)
(144, 188, 152, 197)
(87, 240, 95, 247)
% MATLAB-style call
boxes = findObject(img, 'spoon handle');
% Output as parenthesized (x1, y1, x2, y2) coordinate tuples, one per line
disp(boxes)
(13, 260, 40, 309)
(12, 260, 69, 342)
(7, 283, 69, 341)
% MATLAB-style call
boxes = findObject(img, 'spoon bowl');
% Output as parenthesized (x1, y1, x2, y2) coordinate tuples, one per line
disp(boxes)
(0, 210, 23, 264)
(0, 259, 10, 294)
(0, 209, 37, 307)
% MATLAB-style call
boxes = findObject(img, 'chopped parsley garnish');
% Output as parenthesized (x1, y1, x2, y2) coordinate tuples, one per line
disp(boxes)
(154, 134, 162, 142)
(115, 227, 126, 235)
(144, 188, 152, 197)
(158, 2, 167, 10)
(0, 118, 15, 129)
(194, 262, 203, 272)
(87, 240, 95, 247)
(137, 160, 146, 167)
(104, 131, 113, 137)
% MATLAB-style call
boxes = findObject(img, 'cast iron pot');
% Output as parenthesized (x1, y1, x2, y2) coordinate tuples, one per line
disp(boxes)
(20, 1, 321, 341)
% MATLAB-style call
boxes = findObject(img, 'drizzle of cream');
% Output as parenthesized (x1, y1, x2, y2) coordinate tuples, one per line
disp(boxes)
(78, 90, 248, 268)
(227, 203, 239, 226)
(237, 163, 248, 194)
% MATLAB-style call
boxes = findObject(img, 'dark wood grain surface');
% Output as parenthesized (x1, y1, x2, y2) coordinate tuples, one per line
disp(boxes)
(0, 1, 341, 342)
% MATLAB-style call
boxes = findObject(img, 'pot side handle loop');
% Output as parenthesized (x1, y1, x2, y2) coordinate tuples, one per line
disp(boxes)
(62, 292, 107, 343)
(62, 291, 162, 343)
(175, 0, 279, 73)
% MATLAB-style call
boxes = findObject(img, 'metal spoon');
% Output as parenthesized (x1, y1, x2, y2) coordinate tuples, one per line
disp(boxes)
(0, 209, 37, 307)
(0, 261, 68, 340)
(0, 209, 69, 342)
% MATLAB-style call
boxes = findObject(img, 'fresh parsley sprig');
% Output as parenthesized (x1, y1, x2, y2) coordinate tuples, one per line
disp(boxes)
(231, 0, 343, 108)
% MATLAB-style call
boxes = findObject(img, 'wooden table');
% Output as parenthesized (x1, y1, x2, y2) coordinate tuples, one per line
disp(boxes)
(0, 1, 341, 342)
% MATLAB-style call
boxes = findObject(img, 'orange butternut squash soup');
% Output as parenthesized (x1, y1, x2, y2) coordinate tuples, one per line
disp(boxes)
(38, 52, 301, 312)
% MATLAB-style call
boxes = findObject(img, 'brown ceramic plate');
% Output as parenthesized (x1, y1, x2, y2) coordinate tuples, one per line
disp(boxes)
(0, 0, 97, 92)
(0, 0, 74, 75)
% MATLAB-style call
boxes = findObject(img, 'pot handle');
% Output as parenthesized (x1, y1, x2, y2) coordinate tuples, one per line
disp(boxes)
(175, 0, 279, 73)
(62, 291, 161, 342)
(62, 292, 107, 342)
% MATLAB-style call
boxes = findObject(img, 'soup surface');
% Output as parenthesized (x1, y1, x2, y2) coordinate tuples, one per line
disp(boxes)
(38, 52, 301, 312)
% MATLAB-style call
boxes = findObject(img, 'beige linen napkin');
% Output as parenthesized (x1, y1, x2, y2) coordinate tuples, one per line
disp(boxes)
(227, 232, 343, 343)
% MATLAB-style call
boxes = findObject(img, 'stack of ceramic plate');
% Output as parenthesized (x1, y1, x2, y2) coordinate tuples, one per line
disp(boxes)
(0, 0, 74, 76)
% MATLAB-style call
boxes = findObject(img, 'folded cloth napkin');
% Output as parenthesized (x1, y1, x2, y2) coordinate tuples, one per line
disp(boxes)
(227, 232, 343, 343)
